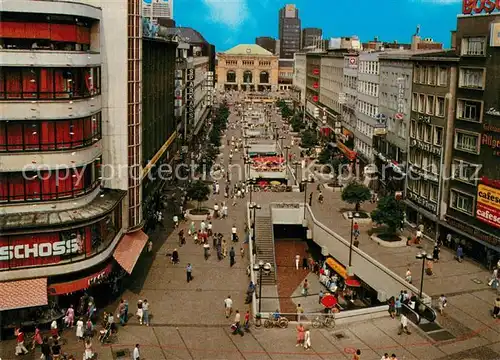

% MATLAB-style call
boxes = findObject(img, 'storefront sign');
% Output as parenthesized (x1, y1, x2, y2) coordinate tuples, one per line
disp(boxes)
(325, 257, 347, 279)
(336, 141, 357, 161)
(397, 78, 405, 115)
(481, 133, 500, 156)
(462, 0, 500, 15)
(185, 68, 195, 127)
(410, 139, 442, 156)
(417, 114, 431, 123)
(484, 123, 500, 133)
(445, 215, 500, 246)
(477, 184, 500, 228)
(486, 107, 500, 117)
(347, 56, 358, 69)
(407, 191, 437, 213)
(0, 239, 79, 261)
(48, 263, 113, 295)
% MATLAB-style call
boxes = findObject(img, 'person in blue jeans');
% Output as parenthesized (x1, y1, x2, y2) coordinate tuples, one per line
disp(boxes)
(395, 297, 402, 316)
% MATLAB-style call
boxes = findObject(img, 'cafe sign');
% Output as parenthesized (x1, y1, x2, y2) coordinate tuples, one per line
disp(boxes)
(477, 184, 500, 229)
(462, 0, 500, 15)
(410, 139, 442, 156)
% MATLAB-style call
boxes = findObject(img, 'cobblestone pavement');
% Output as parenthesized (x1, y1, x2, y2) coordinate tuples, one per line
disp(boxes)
(2, 95, 499, 360)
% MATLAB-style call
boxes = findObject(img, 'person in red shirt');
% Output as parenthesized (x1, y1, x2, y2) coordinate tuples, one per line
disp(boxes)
(244, 310, 250, 332)
(15, 327, 29, 355)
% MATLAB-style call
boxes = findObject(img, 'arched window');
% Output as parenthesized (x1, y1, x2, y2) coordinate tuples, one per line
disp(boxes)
(243, 70, 253, 83)
(260, 71, 269, 84)
(226, 70, 236, 83)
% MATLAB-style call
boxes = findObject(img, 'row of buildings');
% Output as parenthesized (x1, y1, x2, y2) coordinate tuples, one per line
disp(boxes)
(291, 10, 500, 267)
(0, 0, 215, 330)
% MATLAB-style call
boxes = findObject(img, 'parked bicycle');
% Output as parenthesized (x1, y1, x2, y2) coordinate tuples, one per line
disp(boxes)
(312, 314, 336, 329)
(263, 314, 289, 328)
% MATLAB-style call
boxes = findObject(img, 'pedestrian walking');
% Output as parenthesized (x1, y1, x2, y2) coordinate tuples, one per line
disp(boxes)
(493, 297, 500, 318)
(302, 279, 309, 297)
(207, 221, 213, 237)
(438, 294, 447, 315)
(232, 310, 244, 336)
(395, 296, 402, 316)
(14, 327, 29, 355)
(76, 318, 84, 341)
(381, 353, 390, 360)
(65, 304, 75, 328)
(229, 247, 236, 267)
(84, 339, 94, 360)
(240, 247, 245, 258)
(51, 340, 61, 359)
(147, 240, 153, 253)
(318, 290, 324, 304)
(136, 300, 143, 325)
(432, 245, 440, 262)
(353, 349, 361, 360)
(296, 323, 305, 347)
(200, 220, 206, 232)
(309, 192, 313, 206)
(189, 221, 195, 236)
(456, 244, 464, 262)
(304, 328, 311, 350)
(224, 295, 233, 318)
(398, 314, 411, 335)
(173, 214, 179, 228)
(295, 254, 300, 270)
(133, 344, 140, 360)
(222, 239, 228, 257)
(40, 337, 51, 360)
(296, 304, 304, 322)
(231, 225, 238, 242)
(142, 299, 150, 326)
(186, 263, 193, 282)
(405, 269, 412, 284)
(244, 310, 250, 331)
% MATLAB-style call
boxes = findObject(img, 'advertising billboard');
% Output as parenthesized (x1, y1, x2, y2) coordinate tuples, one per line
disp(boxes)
(476, 184, 500, 228)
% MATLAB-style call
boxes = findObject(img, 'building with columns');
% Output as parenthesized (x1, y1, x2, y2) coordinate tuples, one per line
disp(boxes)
(216, 44, 278, 92)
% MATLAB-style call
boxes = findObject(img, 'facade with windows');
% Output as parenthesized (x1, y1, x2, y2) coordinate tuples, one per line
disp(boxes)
(441, 14, 500, 265)
(339, 53, 359, 159)
(291, 52, 306, 109)
(0, 0, 150, 328)
(405, 51, 459, 241)
(278, 4, 301, 59)
(304, 52, 322, 124)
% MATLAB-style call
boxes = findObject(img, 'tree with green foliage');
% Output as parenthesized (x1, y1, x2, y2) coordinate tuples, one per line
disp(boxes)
(318, 147, 333, 164)
(281, 104, 293, 119)
(289, 112, 305, 132)
(341, 181, 372, 212)
(371, 195, 405, 235)
(186, 180, 211, 211)
(209, 127, 221, 147)
(300, 129, 318, 149)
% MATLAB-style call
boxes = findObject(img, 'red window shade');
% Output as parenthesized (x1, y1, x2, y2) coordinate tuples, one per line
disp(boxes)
(56, 121, 71, 149)
(40, 122, 55, 150)
(39, 69, 54, 99)
(0, 174, 8, 201)
(0, 123, 6, 151)
(76, 25, 90, 44)
(0, 22, 26, 38)
(8, 173, 25, 201)
(72, 168, 85, 195)
(54, 70, 70, 98)
(24, 123, 40, 151)
(71, 119, 84, 146)
(56, 169, 73, 198)
(83, 117, 92, 140)
(22, 69, 37, 99)
(7, 123, 23, 151)
(41, 170, 57, 200)
(50, 24, 77, 42)
(25, 174, 41, 200)
(0, 70, 5, 99)
(25, 23, 50, 39)
(6, 71, 21, 99)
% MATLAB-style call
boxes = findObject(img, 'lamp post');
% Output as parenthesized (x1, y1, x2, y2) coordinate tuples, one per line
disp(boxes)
(253, 260, 272, 313)
(347, 212, 361, 268)
(247, 177, 256, 204)
(279, 136, 286, 155)
(415, 251, 433, 299)
(283, 145, 291, 165)
(301, 179, 311, 219)
(249, 202, 261, 231)
(293, 160, 300, 185)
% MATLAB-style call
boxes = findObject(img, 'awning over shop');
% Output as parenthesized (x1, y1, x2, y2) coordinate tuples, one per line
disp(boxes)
(113, 230, 149, 274)
(345, 279, 361, 287)
(0, 278, 48, 311)
(47, 263, 113, 295)
(336, 141, 357, 161)
(325, 257, 347, 279)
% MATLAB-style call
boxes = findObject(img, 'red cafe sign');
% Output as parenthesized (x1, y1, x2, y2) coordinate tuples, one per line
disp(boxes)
(48, 263, 113, 295)
(463, 0, 500, 14)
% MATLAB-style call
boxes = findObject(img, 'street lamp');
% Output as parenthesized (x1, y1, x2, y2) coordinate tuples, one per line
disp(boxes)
(301, 179, 312, 219)
(293, 160, 301, 185)
(247, 177, 256, 204)
(279, 136, 286, 155)
(253, 260, 272, 313)
(347, 212, 361, 268)
(415, 251, 433, 299)
(249, 202, 261, 230)
(283, 145, 291, 165)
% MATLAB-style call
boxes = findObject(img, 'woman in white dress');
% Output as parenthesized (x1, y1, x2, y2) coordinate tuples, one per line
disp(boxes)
(84, 339, 93, 359)
(76, 318, 84, 341)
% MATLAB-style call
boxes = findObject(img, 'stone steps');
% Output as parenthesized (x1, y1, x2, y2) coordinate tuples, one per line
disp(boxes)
(254, 215, 276, 285)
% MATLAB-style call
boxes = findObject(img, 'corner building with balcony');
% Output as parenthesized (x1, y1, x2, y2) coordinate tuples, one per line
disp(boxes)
(0, 0, 150, 333)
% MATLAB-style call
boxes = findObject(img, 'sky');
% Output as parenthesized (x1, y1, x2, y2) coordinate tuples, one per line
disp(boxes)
(172, 0, 464, 51)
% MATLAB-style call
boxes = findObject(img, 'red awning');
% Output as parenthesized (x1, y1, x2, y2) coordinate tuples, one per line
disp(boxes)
(0, 278, 48, 311)
(321, 294, 338, 308)
(345, 278, 361, 287)
(47, 263, 113, 295)
(113, 230, 149, 274)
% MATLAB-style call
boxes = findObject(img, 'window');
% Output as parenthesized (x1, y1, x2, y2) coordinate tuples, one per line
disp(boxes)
(437, 67, 447, 86)
(414, 65, 420, 83)
(417, 122, 424, 141)
(457, 99, 482, 122)
(424, 123, 432, 143)
(459, 67, 485, 89)
(430, 184, 439, 202)
(461, 37, 486, 56)
(454, 130, 480, 154)
(433, 126, 443, 146)
(420, 181, 429, 198)
(427, 67, 436, 85)
(418, 94, 425, 113)
(426, 95, 435, 115)
(419, 66, 427, 84)
(412, 93, 418, 111)
(436, 97, 445, 117)
(399, 122, 407, 138)
(430, 155, 440, 174)
(450, 189, 474, 215)
(453, 159, 480, 184)
(410, 120, 417, 138)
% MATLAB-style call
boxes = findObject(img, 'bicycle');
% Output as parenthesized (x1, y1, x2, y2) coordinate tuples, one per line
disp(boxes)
(263, 314, 289, 329)
(312, 314, 336, 329)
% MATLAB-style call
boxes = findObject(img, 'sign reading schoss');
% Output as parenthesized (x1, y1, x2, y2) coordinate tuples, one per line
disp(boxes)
(476, 184, 500, 229)
(0, 239, 80, 261)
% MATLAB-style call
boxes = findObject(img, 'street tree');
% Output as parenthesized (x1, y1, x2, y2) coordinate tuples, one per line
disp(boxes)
(341, 181, 371, 212)
(371, 195, 405, 235)
(318, 147, 333, 164)
(300, 129, 318, 149)
(186, 180, 211, 211)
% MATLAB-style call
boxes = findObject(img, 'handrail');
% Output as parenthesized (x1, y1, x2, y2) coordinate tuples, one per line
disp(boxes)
(246, 202, 258, 316)
(269, 204, 278, 283)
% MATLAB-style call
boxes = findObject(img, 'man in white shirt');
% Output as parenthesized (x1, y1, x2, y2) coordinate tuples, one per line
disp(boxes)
(200, 221, 206, 232)
(233, 310, 244, 336)
(133, 344, 140, 360)
(213, 203, 219, 218)
(231, 226, 237, 242)
(398, 314, 411, 335)
(224, 295, 233, 318)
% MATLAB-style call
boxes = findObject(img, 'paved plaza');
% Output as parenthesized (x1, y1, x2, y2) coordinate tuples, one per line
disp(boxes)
(1, 94, 499, 360)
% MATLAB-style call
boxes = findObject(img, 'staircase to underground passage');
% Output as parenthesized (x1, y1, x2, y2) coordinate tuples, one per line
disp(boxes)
(253, 206, 277, 285)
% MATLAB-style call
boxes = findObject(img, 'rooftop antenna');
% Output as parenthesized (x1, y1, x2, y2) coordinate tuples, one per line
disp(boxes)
(415, 24, 420, 36)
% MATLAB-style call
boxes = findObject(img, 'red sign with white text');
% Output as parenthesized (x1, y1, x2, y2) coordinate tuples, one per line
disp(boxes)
(476, 202, 500, 229)
(462, 0, 500, 15)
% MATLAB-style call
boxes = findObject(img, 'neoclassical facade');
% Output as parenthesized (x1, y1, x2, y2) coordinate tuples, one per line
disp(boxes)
(216, 44, 278, 91)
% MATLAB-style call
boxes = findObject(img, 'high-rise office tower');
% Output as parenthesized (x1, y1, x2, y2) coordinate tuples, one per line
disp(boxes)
(142, 0, 174, 24)
(256, 36, 276, 54)
(278, 4, 301, 59)
(302, 27, 322, 49)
